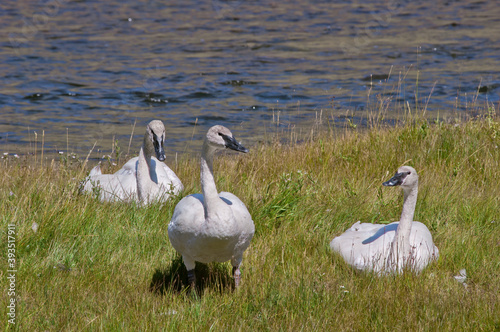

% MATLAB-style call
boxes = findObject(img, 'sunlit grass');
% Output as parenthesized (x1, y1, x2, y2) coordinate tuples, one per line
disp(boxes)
(1, 109, 499, 330)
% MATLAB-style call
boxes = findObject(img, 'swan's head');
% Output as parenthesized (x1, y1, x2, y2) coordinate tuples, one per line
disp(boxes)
(383, 166, 418, 188)
(146, 120, 166, 161)
(205, 125, 249, 153)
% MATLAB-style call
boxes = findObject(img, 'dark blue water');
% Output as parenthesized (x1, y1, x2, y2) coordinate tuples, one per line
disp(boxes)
(1, 0, 499, 158)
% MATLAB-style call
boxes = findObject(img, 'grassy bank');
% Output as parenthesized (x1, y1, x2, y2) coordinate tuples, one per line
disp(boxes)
(1, 112, 499, 330)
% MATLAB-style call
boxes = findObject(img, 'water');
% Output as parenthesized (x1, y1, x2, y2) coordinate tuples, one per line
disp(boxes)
(1, 0, 499, 159)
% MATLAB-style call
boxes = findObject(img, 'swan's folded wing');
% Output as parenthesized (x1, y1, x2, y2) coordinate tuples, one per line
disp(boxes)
(330, 222, 396, 272)
(158, 162, 184, 193)
(82, 173, 137, 202)
(114, 157, 138, 176)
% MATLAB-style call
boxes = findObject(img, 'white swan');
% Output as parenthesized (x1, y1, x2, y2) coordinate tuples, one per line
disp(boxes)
(330, 166, 439, 274)
(168, 125, 255, 288)
(82, 120, 183, 203)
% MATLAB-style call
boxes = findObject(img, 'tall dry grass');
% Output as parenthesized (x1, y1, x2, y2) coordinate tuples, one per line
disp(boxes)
(1, 107, 499, 330)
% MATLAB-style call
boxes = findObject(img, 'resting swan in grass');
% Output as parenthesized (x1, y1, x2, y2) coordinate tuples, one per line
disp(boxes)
(82, 120, 183, 203)
(168, 125, 255, 288)
(330, 166, 439, 274)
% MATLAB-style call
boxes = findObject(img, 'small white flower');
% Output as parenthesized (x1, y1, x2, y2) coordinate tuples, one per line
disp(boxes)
(158, 310, 177, 315)
(454, 269, 467, 288)
(32, 222, 39, 233)
(339, 285, 349, 293)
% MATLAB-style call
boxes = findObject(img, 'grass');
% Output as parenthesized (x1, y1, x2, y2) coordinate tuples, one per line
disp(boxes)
(1, 108, 499, 331)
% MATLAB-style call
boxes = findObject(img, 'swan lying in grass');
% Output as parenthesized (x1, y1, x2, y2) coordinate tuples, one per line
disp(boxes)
(82, 120, 183, 203)
(168, 125, 255, 288)
(330, 166, 439, 274)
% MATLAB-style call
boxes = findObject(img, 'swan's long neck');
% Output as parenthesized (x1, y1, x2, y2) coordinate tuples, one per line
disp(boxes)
(137, 134, 156, 203)
(390, 184, 418, 269)
(142, 132, 155, 161)
(200, 141, 224, 220)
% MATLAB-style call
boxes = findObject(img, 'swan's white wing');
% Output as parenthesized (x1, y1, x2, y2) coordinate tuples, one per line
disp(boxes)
(114, 157, 138, 176)
(82, 172, 137, 202)
(110, 156, 183, 203)
(330, 222, 397, 272)
(82, 156, 138, 202)
(169, 194, 205, 235)
(219, 192, 253, 229)
(151, 157, 184, 194)
(408, 221, 440, 271)
(219, 192, 255, 266)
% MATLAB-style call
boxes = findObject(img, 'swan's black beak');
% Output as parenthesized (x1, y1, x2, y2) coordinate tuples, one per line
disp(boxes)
(383, 171, 410, 186)
(220, 133, 249, 153)
(153, 134, 166, 161)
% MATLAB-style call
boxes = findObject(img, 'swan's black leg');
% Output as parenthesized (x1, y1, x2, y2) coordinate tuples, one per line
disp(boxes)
(187, 269, 196, 289)
(232, 266, 241, 288)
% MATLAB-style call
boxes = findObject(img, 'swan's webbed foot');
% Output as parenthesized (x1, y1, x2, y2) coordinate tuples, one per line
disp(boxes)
(187, 269, 196, 289)
(232, 266, 241, 288)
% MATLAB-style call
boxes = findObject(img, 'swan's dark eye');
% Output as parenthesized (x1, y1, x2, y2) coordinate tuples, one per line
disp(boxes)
(407, 171, 411, 175)
(218, 132, 223, 137)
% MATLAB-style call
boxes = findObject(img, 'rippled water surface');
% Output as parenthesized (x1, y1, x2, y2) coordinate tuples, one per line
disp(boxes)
(1, 0, 499, 158)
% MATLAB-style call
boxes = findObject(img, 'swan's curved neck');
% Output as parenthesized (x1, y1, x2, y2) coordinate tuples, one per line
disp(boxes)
(399, 186, 418, 232)
(142, 132, 155, 159)
(138, 134, 154, 176)
(200, 141, 223, 219)
(390, 185, 418, 268)
(137, 134, 156, 202)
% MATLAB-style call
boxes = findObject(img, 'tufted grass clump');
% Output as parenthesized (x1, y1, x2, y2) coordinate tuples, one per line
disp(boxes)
(1, 111, 499, 330)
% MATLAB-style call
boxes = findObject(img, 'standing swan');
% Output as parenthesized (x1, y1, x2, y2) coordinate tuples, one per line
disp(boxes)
(168, 125, 255, 288)
(329, 166, 439, 274)
(82, 120, 183, 203)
